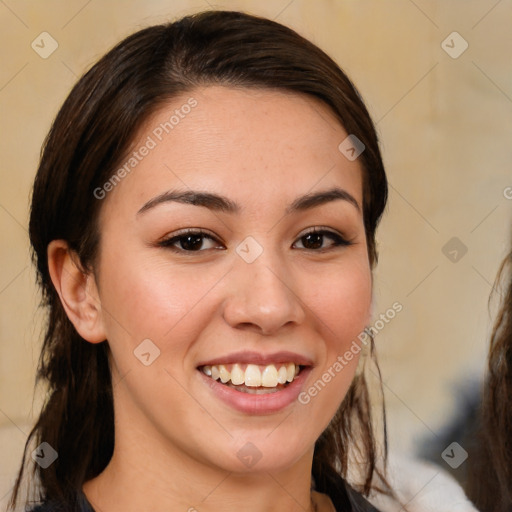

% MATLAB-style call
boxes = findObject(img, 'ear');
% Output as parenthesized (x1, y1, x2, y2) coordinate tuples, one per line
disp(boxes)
(47, 240, 106, 343)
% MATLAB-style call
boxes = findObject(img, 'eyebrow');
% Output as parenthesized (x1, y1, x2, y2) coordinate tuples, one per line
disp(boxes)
(136, 187, 361, 216)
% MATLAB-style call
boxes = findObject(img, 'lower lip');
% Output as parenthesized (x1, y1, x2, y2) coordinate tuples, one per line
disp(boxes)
(198, 367, 312, 415)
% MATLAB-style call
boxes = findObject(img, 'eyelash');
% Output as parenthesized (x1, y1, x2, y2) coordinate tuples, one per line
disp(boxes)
(157, 227, 352, 254)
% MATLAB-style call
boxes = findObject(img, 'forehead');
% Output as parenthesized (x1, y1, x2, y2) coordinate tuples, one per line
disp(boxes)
(100, 86, 363, 218)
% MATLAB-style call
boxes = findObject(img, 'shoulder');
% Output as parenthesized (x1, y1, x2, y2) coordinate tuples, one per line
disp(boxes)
(28, 505, 65, 512)
(315, 469, 384, 511)
(28, 504, 66, 512)
(27, 493, 94, 512)
(345, 485, 383, 512)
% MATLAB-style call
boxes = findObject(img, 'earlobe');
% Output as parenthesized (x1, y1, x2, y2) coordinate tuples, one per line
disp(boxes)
(47, 240, 106, 344)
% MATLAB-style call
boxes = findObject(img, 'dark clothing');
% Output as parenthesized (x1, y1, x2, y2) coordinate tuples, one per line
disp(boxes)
(29, 473, 381, 512)
(317, 469, 382, 511)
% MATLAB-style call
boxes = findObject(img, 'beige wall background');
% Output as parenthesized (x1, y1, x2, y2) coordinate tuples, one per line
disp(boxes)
(1, 0, 511, 507)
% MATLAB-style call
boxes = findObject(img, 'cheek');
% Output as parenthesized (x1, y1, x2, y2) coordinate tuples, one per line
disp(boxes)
(292, 261, 372, 441)
(103, 268, 188, 324)
(305, 261, 372, 348)
(99, 241, 372, 354)
(97, 247, 229, 361)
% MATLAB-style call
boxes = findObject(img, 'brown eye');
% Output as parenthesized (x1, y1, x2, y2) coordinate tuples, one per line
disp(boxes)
(178, 234, 206, 251)
(158, 230, 224, 253)
(301, 232, 323, 250)
(293, 229, 351, 251)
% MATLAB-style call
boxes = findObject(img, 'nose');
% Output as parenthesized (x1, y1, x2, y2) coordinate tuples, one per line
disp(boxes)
(222, 251, 306, 336)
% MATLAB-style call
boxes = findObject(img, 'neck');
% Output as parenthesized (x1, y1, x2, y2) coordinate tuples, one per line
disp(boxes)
(83, 416, 318, 512)
(84, 453, 317, 512)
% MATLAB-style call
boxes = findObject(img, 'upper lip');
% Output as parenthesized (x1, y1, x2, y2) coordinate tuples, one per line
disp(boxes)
(197, 350, 314, 368)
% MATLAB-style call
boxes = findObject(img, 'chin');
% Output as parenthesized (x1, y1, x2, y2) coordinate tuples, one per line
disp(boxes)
(216, 430, 315, 475)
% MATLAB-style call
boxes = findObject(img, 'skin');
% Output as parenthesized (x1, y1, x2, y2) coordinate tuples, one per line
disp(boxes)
(48, 86, 372, 512)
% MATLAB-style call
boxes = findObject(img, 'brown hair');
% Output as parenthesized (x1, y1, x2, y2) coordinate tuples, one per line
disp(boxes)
(10, 10, 390, 509)
(467, 249, 512, 511)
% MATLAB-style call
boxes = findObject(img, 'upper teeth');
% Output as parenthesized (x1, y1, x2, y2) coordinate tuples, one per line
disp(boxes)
(202, 363, 300, 387)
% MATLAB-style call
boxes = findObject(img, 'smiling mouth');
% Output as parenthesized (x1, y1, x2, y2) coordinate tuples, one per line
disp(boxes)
(199, 363, 303, 394)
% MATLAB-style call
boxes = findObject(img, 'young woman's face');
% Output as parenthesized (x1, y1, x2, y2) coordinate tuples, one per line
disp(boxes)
(94, 86, 372, 475)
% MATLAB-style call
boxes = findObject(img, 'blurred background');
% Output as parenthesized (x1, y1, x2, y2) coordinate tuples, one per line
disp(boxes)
(1, 0, 511, 507)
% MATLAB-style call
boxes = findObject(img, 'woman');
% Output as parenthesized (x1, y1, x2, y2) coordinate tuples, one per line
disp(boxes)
(466, 249, 512, 511)
(10, 10, 393, 512)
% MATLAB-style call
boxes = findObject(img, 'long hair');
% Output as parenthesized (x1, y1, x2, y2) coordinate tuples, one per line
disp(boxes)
(467, 249, 512, 511)
(10, 10, 389, 509)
